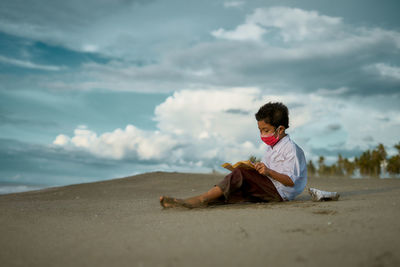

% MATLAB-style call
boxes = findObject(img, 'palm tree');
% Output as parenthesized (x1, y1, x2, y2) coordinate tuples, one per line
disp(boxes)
(318, 156, 326, 177)
(387, 142, 400, 176)
(343, 158, 355, 177)
(335, 154, 345, 176)
(371, 144, 387, 177)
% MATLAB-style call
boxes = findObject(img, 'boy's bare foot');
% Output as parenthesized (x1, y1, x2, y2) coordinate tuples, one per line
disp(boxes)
(159, 196, 185, 208)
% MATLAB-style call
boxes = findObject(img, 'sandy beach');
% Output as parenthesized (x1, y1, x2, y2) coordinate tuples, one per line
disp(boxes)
(1, 172, 399, 267)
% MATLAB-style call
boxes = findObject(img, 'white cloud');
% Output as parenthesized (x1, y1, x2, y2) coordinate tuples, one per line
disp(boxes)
(54, 124, 178, 161)
(155, 88, 263, 140)
(33, 6, 400, 97)
(210, 7, 399, 61)
(0, 55, 63, 71)
(52, 88, 400, 170)
(53, 134, 70, 146)
(53, 88, 269, 165)
(82, 44, 98, 53)
(365, 63, 400, 81)
(224, 1, 245, 8)
(70, 126, 98, 149)
(212, 7, 342, 42)
(212, 23, 266, 41)
(248, 7, 342, 42)
(316, 87, 349, 96)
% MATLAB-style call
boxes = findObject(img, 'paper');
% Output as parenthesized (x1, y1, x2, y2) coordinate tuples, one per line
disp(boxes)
(221, 160, 256, 172)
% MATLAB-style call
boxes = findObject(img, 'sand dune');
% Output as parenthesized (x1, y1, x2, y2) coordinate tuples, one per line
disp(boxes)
(1, 172, 399, 267)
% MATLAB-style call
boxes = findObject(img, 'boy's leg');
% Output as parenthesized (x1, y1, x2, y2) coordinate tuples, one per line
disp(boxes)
(160, 186, 223, 208)
(217, 167, 283, 203)
(160, 167, 282, 208)
(181, 186, 224, 207)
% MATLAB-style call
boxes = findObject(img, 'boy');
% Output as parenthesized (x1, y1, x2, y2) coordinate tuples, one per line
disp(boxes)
(160, 102, 307, 208)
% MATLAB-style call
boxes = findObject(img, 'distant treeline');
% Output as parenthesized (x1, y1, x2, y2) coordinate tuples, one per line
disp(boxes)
(307, 142, 400, 178)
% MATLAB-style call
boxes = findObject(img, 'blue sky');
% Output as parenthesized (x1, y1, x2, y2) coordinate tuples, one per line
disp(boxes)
(1, 0, 400, 190)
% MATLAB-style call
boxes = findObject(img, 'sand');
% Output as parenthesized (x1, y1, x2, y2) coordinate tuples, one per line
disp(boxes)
(1, 172, 399, 267)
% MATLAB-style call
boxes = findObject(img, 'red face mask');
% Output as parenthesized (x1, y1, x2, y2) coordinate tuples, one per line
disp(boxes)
(261, 127, 280, 147)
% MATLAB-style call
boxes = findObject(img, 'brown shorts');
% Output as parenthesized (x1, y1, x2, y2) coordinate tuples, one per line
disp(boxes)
(214, 167, 283, 204)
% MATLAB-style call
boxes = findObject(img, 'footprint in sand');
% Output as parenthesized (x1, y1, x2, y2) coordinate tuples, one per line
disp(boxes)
(312, 209, 338, 215)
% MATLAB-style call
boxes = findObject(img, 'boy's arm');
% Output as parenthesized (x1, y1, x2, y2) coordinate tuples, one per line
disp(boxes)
(254, 162, 294, 187)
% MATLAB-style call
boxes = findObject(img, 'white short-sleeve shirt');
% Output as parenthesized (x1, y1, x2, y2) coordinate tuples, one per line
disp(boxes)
(261, 135, 307, 201)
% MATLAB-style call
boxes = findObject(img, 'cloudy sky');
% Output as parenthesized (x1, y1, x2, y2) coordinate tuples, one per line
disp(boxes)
(1, 0, 399, 191)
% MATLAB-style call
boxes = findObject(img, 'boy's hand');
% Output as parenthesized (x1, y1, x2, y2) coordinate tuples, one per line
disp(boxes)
(254, 162, 269, 176)
(254, 161, 295, 187)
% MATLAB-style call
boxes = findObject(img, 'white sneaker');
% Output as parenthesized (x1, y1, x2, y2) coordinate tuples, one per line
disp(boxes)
(308, 188, 340, 201)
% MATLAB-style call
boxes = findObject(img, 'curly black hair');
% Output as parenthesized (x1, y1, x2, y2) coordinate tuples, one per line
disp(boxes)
(255, 102, 289, 129)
